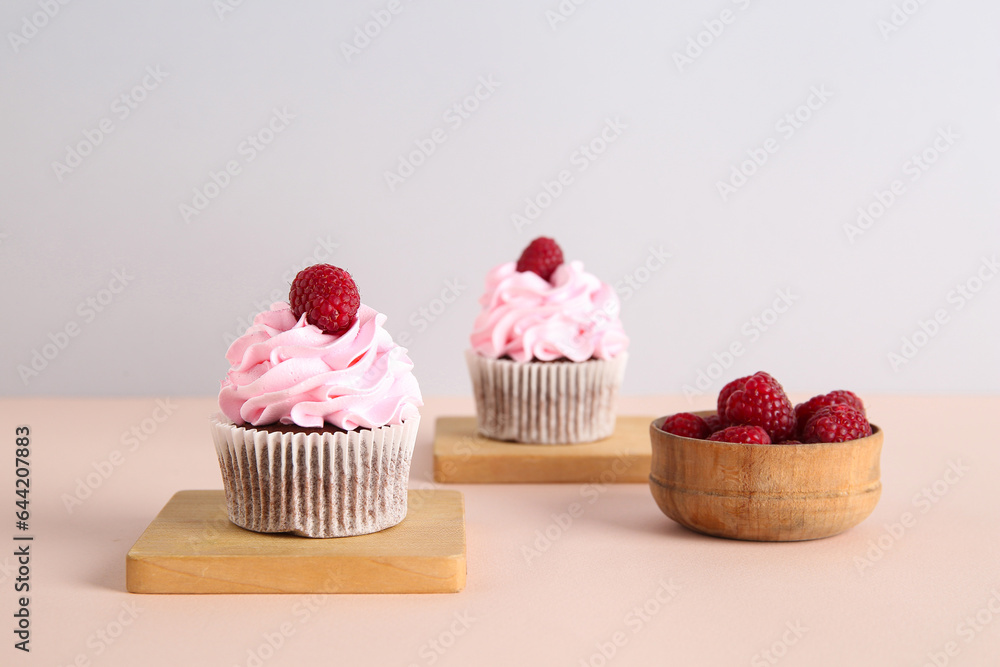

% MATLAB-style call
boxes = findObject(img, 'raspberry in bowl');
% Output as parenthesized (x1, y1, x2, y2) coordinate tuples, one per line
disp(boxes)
(212, 264, 423, 538)
(649, 373, 882, 541)
(466, 237, 628, 443)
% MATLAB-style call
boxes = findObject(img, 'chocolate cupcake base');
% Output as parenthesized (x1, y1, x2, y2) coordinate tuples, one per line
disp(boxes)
(465, 351, 627, 444)
(210, 414, 419, 538)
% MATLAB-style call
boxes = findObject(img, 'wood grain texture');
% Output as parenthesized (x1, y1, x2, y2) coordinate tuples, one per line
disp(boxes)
(433, 416, 653, 483)
(649, 412, 883, 541)
(126, 490, 466, 594)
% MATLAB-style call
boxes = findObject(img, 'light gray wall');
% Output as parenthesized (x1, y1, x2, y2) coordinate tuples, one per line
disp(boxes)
(2, 0, 998, 398)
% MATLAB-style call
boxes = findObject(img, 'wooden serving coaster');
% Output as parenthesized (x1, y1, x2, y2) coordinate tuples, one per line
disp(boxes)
(126, 490, 466, 594)
(433, 416, 654, 484)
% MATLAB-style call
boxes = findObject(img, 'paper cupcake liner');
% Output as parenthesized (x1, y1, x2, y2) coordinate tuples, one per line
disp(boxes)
(465, 351, 627, 444)
(210, 414, 418, 538)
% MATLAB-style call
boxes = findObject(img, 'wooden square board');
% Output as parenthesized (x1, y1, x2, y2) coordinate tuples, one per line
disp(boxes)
(433, 416, 654, 484)
(126, 490, 466, 594)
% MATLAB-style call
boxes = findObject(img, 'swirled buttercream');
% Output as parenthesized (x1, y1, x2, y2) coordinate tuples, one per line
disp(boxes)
(469, 261, 628, 363)
(219, 302, 422, 429)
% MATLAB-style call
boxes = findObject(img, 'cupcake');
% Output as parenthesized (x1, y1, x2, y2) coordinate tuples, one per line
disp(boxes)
(212, 264, 422, 538)
(466, 237, 628, 444)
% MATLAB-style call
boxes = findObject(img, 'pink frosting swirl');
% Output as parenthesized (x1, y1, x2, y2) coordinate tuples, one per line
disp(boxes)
(219, 302, 422, 430)
(470, 260, 629, 362)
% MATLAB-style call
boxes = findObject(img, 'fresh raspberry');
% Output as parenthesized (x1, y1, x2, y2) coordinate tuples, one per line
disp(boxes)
(289, 264, 360, 336)
(721, 371, 795, 442)
(660, 413, 710, 439)
(708, 425, 771, 444)
(717, 375, 751, 425)
(794, 390, 866, 435)
(827, 390, 865, 414)
(703, 414, 724, 434)
(516, 237, 564, 282)
(801, 404, 872, 443)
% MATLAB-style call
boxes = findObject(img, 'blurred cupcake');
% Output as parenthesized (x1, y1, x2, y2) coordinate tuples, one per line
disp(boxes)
(212, 264, 422, 538)
(466, 237, 628, 444)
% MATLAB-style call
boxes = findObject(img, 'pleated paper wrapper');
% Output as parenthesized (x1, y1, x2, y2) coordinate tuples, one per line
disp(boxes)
(210, 414, 418, 538)
(465, 351, 627, 444)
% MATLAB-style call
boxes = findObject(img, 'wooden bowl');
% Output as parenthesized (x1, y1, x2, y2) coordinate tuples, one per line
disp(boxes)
(648, 412, 882, 541)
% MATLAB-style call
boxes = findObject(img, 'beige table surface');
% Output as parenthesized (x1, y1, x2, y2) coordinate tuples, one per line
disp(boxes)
(3, 395, 998, 667)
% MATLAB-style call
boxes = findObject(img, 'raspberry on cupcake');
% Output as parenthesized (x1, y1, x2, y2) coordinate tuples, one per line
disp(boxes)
(289, 263, 361, 335)
(516, 236, 565, 281)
